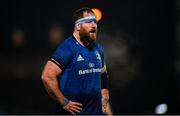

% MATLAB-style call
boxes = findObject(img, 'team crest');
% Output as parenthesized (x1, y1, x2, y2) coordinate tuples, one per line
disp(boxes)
(95, 51, 101, 60)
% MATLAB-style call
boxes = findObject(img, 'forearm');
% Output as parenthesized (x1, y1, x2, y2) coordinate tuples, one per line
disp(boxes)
(105, 102, 113, 115)
(101, 68, 109, 98)
(42, 76, 65, 105)
(41, 61, 66, 105)
(41, 61, 83, 114)
(101, 88, 110, 114)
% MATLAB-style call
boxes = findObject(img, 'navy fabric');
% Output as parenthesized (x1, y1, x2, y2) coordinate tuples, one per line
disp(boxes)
(51, 36, 104, 115)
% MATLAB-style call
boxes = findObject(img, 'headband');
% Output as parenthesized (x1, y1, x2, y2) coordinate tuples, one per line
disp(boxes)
(75, 16, 97, 24)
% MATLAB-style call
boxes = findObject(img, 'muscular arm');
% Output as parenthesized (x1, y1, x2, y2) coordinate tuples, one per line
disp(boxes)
(41, 61, 65, 104)
(101, 65, 113, 115)
(101, 65, 109, 98)
(41, 61, 82, 114)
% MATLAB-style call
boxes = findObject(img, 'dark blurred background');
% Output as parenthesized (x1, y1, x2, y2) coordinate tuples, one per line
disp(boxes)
(1, 0, 180, 114)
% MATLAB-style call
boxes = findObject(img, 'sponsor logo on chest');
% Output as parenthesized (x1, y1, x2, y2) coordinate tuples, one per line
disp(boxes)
(76, 52, 102, 75)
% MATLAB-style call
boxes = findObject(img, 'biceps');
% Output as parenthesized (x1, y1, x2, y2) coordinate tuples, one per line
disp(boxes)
(42, 60, 62, 78)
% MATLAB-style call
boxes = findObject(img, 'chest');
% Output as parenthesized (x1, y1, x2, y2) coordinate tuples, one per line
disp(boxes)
(77, 49, 102, 66)
(71, 48, 103, 75)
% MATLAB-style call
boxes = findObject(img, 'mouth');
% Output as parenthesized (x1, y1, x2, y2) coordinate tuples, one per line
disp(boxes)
(89, 30, 96, 33)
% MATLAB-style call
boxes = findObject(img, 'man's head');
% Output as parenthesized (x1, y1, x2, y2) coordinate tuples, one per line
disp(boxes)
(73, 7, 97, 47)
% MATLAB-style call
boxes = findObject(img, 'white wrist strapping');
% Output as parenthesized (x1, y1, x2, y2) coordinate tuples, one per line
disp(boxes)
(102, 96, 109, 103)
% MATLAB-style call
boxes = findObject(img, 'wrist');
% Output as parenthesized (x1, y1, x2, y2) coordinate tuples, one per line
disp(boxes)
(61, 98, 69, 108)
(102, 95, 109, 103)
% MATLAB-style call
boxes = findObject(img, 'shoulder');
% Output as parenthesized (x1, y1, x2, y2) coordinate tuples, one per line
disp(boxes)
(51, 36, 76, 68)
(56, 36, 76, 50)
(60, 36, 74, 46)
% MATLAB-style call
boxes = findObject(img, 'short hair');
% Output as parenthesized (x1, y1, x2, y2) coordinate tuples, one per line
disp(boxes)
(73, 7, 95, 23)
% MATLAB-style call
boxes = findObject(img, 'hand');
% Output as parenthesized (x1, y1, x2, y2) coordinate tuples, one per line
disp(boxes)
(63, 100, 82, 115)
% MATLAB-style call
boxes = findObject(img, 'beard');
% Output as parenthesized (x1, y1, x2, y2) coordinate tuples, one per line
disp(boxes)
(79, 28, 97, 48)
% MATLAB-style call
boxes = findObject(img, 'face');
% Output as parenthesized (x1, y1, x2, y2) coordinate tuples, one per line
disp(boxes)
(78, 12, 97, 46)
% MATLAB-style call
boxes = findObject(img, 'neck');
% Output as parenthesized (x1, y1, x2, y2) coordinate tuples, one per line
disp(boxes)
(73, 32, 85, 47)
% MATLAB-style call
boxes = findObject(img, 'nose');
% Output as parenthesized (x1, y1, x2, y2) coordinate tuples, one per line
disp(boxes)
(91, 21, 97, 28)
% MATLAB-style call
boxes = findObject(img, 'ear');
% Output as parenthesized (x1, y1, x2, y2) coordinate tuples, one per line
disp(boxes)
(75, 24, 81, 31)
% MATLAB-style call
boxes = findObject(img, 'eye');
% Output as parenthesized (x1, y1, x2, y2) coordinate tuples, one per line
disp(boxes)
(86, 21, 92, 23)
(94, 20, 97, 24)
(86, 20, 97, 24)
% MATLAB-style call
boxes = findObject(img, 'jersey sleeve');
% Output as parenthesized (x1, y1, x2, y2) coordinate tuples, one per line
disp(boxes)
(50, 41, 73, 70)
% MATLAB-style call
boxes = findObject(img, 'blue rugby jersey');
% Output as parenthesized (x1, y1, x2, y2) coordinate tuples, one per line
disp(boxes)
(51, 36, 104, 115)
